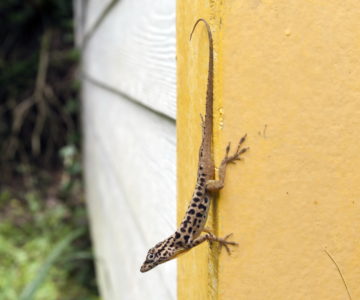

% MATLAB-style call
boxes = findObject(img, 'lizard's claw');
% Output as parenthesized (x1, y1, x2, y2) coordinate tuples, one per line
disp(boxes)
(200, 114, 206, 136)
(226, 142, 231, 153)
(239, 134, 247, 147)
(203, 227, 214, 235)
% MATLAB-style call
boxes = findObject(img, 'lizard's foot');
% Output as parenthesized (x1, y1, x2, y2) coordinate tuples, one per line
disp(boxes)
(209, 233, 238, 255)
(224, 134, 248, 165)
(218, 233, 238, 255)
(206, 134, 249, 193)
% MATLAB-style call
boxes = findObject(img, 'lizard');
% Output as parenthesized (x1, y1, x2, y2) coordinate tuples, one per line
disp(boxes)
(140, 18, 248, 273)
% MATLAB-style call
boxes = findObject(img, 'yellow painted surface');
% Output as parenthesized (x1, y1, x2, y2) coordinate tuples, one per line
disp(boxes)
(177, 1, 360, 299)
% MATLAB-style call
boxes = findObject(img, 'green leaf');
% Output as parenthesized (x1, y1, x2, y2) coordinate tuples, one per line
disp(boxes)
(19, 228, 84, 300)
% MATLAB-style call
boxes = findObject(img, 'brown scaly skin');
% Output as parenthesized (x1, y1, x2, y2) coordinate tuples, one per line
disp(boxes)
(140, 18, 248, 273)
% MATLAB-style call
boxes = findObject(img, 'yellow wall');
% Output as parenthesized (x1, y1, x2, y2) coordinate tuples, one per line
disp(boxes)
(177, 1, 360, 299)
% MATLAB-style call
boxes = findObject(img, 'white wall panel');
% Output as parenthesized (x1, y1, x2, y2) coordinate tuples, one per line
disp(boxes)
(83, 0, 112, 34)
(83, 0, 176, 119)
(78, 0, 177, 297)
(83, 80, 176, 299)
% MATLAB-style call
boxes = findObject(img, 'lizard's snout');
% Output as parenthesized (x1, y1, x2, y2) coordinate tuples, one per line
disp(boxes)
(140, 263, 151, 273)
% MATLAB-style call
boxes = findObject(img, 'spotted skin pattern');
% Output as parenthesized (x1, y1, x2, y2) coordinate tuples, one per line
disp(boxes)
(140, 19, 248, 273)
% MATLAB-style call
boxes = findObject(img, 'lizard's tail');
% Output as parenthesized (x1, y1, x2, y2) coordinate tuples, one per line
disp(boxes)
(190, 18, 214, 124)
(190, 19, 214, 166)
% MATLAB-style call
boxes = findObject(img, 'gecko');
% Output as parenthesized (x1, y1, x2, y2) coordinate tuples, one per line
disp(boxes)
(140, 18, 248, 273)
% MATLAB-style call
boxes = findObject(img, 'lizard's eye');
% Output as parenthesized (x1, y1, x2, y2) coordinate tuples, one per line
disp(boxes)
(147, 253, 155, 260)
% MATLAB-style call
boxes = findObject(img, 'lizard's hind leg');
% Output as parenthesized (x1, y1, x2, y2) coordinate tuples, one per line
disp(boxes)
(206, 134, 248, 192)
(185, 231, 238, 255)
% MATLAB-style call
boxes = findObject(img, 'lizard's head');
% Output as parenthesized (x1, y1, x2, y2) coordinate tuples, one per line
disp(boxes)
(140, 247, 163, 272)
(140, 236, 180, 272)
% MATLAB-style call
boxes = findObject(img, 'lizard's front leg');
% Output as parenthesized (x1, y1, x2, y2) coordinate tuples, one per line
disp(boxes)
(206, 134, 248, 192)
(186, 231, 238, 255)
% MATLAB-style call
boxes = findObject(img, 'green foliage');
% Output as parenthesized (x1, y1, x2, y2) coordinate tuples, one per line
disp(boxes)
(0, 186, 99, 299)
(0, 0, 99, 298)
(19, 229, 84, 300)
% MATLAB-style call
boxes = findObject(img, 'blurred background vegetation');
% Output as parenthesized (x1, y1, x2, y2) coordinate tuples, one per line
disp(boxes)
(0, 0, 99, 299)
